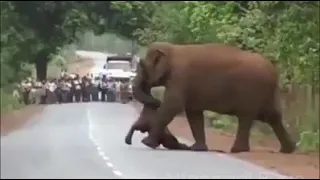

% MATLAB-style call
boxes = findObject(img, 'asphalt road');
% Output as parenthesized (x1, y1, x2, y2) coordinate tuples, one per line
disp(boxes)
(1, 53, 293, 179)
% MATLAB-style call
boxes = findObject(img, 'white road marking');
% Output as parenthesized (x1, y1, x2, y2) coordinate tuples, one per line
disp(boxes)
(98, 151, 105, 156)
(106, 162, 114, 168)
(86, 109, 123, 177)
(113, 170, 123, 177)
(102, 156, 110, 161)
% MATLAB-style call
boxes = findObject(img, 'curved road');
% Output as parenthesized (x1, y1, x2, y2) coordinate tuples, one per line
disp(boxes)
(1, 54, 292, 179)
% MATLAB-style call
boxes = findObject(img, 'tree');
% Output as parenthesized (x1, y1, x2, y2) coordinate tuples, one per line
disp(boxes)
(1, 1, 36, 85)
(131, 1, 320, 150)
(10, 1, 90, 80)
(4, 1, 156, 80)
(134, 1, 319, 86)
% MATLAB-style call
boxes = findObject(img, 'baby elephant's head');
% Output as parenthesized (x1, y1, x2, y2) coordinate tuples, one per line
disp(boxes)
(135, 105, 158, 133)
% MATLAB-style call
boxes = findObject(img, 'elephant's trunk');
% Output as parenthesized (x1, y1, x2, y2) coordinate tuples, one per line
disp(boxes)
(132, 62, 161, 108)
(132, 81, 161, 109)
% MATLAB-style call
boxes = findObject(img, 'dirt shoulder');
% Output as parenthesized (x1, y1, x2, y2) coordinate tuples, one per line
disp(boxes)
(168, 117, 319, 179)
(0, 57, 94, 137)
(1, 105, 45, 136)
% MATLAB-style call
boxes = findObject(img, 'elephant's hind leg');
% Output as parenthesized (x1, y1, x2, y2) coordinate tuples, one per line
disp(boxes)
(161, 128, 190, 150)
(185, 109, 208, 151)
(231, 115, 254, 153)
(266, 110, 296, 153)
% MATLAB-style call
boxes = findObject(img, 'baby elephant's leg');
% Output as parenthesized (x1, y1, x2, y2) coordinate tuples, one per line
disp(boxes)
(125, 121, 149, 145)
(125, 124, 136, 145)
(160, 128, 190, 150)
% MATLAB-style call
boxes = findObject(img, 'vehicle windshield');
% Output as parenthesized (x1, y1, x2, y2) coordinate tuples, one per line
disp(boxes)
(107, 62, 131, 71)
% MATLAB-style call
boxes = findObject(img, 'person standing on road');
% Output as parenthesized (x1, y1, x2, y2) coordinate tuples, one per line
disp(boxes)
(60, 69, 67, 79)
(106, 78, 113, 102)
(12, 83, 21, 102)
(115, 80, 121, 102)
(120, 80, 130, 103)
(107, 79, 116, 102)
(91, 76, 100, 101)
(100, 75, 108, 102)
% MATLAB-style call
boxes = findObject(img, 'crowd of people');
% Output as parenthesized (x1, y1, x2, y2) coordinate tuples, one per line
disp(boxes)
(12, 70, 133, 105)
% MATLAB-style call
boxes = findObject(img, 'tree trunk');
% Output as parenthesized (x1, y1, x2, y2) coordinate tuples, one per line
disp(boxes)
(35, 51, 50, 81)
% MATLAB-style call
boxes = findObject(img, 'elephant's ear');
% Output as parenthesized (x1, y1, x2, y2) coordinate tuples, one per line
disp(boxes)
(137, 59, 147, 78)
(153, 49, 169, 83)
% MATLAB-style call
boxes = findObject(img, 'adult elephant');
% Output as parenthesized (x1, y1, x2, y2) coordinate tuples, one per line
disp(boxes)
(132, 42, 295, 153)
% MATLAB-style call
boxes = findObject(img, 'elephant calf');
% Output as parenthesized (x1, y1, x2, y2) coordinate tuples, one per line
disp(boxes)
(125, 105, 189, 150)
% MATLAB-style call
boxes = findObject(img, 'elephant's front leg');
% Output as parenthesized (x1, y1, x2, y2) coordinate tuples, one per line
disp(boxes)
(142, 88, 184, 149)
(185, 109, 208, 151)
(230, 116, 254, 153)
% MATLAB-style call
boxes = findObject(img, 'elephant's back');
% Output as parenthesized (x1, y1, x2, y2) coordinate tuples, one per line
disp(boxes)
(173, 44, 279, 112)
(172, 44, 278, 84)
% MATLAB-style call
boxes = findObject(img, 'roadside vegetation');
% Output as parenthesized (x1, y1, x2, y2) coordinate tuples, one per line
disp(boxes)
(0, 1, 150, 114)
(1, 1, 318, 152)
(145, 2, 319, 153)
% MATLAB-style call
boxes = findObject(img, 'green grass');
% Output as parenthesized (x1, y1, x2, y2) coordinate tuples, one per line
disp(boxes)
(0, 88, 25, 114)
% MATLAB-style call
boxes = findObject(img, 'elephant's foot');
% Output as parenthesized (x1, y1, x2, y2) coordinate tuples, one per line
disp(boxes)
(166, 143, 190, 150)
(125, 136, 132, 145)
(230, 144, 250, 153)
(141, 136, 160, 149)
(280, 144, 295, 154)
(279, 137, 296, 154)
(178, 143, 190, 150)
(190, 142, 208, 151)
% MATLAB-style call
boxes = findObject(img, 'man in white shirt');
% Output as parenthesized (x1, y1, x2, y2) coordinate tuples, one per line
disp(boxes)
(106, 79, 117, 102)
(115, 80, 121, 102)
(100, 75, 108, 102)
